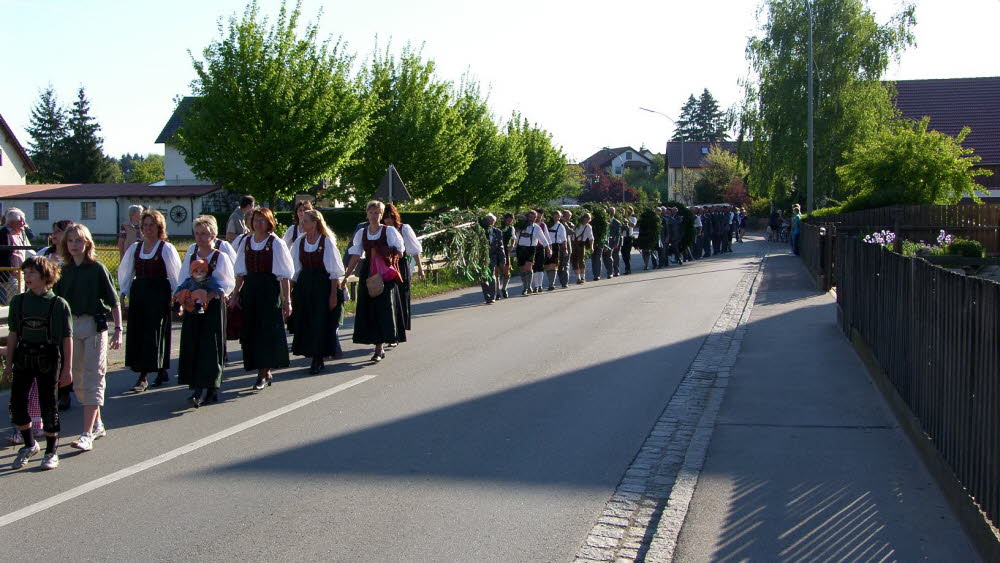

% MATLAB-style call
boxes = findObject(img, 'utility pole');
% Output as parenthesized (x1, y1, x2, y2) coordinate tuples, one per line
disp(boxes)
(806, 0, 815, 213)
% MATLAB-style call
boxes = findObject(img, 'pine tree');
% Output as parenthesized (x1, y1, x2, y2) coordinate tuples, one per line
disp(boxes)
(695, 89, 729, 142)
(25, 86, 69, 183)
(60, 87, 116, 183)
(672, 95, 700, 141)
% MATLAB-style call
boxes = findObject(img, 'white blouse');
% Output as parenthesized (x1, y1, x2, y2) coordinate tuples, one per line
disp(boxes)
(234, 233, 295, 280)
(517, 223, 551, 247)
(547, 222, 567, 244)
(574, 224, 595, 242)
(348, 225, 404, 257)
(290, 234, 346, 281)
(399, 224, 422, 257)
(282, 224, 302, 247)
(185, 242, 237, 274)
(118, 240, 182, 296)
(180, 247, 236, 296)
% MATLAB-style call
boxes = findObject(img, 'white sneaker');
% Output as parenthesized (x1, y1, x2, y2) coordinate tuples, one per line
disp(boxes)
(40, 452, 59, 470)
(12, 442, 40, 469)
(71, 432, 94, 452)
(92, 423, 107, 440)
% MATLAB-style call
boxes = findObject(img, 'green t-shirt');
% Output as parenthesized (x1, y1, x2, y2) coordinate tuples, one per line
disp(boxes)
(52, 260, 119, 316)
(8, 290, 72, 343)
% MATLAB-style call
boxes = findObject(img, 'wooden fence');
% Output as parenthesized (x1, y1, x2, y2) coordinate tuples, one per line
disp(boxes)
(836, 235, 1000, 533)
(797, 223, 836, 291)
(814, 204, 1000, 255)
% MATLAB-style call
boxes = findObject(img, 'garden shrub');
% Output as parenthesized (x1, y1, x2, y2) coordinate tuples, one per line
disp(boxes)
(947, 238, 985, 258)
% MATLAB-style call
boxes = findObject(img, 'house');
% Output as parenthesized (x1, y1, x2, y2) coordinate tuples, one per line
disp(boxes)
(0, 183, 221, 237)
(579, 146, 652, 179)
(891, 77, 1000, 201)
(665, 141, 738, 203)
(0, 112, 37, 185)
(154, 97, 214, 187)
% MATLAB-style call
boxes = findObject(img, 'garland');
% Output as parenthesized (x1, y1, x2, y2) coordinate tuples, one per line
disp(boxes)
(419, 209, 492, 282)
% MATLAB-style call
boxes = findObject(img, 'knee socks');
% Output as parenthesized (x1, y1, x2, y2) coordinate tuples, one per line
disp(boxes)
(45, 435, 57, 454)
(532, 272, 543, 290)
(520, 271, 531, 291)
(545, 270, 556, 288)
(500, 275, 510, 292)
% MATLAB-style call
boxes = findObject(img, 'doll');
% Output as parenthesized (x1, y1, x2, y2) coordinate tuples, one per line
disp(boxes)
(173, 259, 224, 315)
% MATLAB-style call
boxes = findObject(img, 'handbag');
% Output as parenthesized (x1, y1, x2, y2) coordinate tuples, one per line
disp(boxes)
(366, 272, 384, 297)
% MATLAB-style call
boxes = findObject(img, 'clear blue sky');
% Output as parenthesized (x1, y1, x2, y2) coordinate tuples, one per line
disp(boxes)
(4, 0, 999, 163)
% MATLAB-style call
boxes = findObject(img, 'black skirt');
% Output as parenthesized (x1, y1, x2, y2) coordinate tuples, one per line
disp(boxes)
(239, 272, 290, 370)
(291, 267, 341, 357)
(177, 298, 224, 389)
(125, 277, 171, 373)
(353, 258, 407, 345)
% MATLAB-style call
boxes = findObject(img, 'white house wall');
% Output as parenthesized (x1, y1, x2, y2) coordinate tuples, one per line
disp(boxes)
(5, 195, 210, 238)
(0, 136, 28, 185)
(164, 145, 212, 186)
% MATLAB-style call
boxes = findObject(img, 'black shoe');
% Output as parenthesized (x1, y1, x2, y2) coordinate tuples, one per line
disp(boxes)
(371, 351, 385, 363)
(188, 390, 203, 408)
(205, 389, 219, 404)
(546, 286, 555, 292)
(150, 371, 170, 388)
(252, 376, 268, 391)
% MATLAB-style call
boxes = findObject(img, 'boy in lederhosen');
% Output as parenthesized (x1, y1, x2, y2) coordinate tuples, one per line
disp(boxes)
(544, 210, 568, 291)
(6, 257, 73, 470)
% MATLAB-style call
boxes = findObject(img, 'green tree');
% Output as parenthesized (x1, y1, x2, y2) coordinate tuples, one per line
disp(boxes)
(174, 0, 371, 203)
(672, 95, 699, 141)
(127, 154, 165, 184)
(739, 0, 915, 204)
(837, 117, 991, 208)
(60, 87, 116, 183)
(25, 86, 69, 184)
(507, 115, 568, 209)
(436, 79, 526, 208)
(693, 145, 748, 204)
(694, 89, 729, 142)
(344, 45, 472, 203)
(624, 153, 668, 200)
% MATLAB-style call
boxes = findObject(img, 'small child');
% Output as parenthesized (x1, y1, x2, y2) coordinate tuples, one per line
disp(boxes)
(173, 259, 224, 315)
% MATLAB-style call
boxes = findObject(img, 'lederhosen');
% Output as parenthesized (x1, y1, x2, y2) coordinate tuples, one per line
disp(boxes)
(571, 226, 591, 270)
(532, 223, 546, 273)
(291, 236, 340, 357)
(9, 296, 61, 432)
(545, 223, 564, 266)
(353, 227, 406, 345)
(487, 227, 506, 268)
(516, 227, 536, 265)
(125, 241, 172, 372)
(178, 249, 226, 390)
(239, 235, 290, 370)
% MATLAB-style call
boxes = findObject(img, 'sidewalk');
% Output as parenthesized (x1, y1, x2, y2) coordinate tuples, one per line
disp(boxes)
(673, 247, 978, 561)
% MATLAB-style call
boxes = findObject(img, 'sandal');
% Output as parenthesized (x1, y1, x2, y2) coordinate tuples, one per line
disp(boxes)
(132, 378, 148, 393)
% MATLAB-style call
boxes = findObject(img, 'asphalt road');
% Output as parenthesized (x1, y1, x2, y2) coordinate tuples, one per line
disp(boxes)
(0, 242, 761, 562)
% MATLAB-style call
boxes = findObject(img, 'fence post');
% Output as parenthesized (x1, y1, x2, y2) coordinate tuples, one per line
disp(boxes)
(892, 206, 903, 254)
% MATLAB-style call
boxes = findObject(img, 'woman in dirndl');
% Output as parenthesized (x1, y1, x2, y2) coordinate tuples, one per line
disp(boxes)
(291, 209, 345, 374)
(282, 199, 314, 248)
(232, 208, 294, 391)
(343, 201, 406, 363)
(118, 209, 181, 392)
(381, 203, 423, 334)
(177, 215, 235, 407)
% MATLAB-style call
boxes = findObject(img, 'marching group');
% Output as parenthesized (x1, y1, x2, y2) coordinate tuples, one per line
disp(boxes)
(4, 197, 421, 471)
(477, 204, 748, 303)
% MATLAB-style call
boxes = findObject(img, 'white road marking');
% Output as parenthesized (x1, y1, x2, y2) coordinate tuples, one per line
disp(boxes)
(0, 374, 378, 529)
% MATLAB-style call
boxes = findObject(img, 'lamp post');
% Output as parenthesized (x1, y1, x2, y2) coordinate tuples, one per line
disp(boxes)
(805, 0, 815, 213)
(639, 107, 683, 202)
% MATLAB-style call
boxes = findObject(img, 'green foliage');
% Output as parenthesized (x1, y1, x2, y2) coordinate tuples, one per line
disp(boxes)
(947, 238, 984, 258)
(635, 208, 661, 250)
(61, 87, 117, 183)
(747, 197, 772, 218)
(586, 204, 610, 244)
(126, 154, 165, 184)
(740, 0, 916, 203)
(837, 117, 991, 208)
(804, 205, 843, 221)
(25, 86, 69, 184)
(176, 0, 371, 203)
(674, 89, 729, 142)
(418, 209, 491, 281)
(344, 45, 471, 202)
(625, 154, 668, 200)
(693, 145, 747, 204)
(507, 114, 568, 209)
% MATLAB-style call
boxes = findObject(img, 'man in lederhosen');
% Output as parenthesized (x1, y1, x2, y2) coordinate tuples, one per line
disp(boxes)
(558, 210, 574, 288)
(544, 210, 568, 291)
(481, 214, 505, 304)
(516, 210, 550, 296)
(607, 207, 623, 277)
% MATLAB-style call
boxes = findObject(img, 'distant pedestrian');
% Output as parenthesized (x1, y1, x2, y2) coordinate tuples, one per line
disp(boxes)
(544, 210, 568, 291)
(571, 213, 594, 284)
(622, 206, 637, 274)
(480, 213, 505, 303)
(516, 210, 550, 294)
(226, 195, 255, 243)
(559, 210, 575, 287)
(608, 207, 623, 277)
(0, 208, 31, 305)
(282, 199, 314, 247)
(117, 205, 143, 258)
(498, 213, 516, 299)
(790, 204, 803, 255)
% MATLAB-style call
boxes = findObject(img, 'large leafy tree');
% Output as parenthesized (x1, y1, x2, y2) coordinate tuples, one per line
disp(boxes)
(837, 117, 991, 208)
(61, 87, 117, 183)
(739, 0, 915, 204)
(507, 115, 568, 209)
(343, 45, 472, 202)
(435, 79, 526, 208)
(127, 154, 166, 184)
(693, 145, 748, 204)
(174, 0, 371, 203)
(25, 86, 69, 184)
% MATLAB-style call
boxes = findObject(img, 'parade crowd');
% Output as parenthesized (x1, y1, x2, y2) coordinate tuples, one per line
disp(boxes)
(4, 196, 421, 471)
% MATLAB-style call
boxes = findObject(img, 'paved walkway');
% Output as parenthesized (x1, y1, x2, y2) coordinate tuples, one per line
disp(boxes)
(671, 246, 977, 561)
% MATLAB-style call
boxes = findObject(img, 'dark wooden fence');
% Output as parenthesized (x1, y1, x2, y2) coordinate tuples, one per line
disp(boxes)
(798, 223, 836, 291)
(836, 235, 1000, 533)
(814, 204, 1000, 255)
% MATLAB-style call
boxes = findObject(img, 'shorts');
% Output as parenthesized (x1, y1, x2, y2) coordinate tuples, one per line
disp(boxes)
(544, 245, 563, 266)
(516, 245, 535, 265)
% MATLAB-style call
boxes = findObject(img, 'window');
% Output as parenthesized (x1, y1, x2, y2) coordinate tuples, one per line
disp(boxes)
(614, 167, 623, 175)
(700, 147, 710, 155)
(81, 201, 97, 220)
(33, 202, 49, 221)
(626, 151, 633, 160)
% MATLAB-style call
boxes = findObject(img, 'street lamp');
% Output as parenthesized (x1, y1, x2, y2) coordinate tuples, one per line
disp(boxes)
(639, 107, 684, 202)
(805, 0, 815, 213)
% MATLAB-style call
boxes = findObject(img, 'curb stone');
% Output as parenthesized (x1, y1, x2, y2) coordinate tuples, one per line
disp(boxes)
(574, 249, 766, 563)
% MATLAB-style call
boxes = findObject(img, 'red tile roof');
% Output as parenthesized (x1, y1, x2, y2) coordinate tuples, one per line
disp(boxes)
(0, 183, 220, 200)
(0, 113, 37, 173)
(892, 77, 1000, 165)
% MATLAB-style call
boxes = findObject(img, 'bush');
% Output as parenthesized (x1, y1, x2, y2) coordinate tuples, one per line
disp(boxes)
(947, 238, 985, 258)
(805, 206, 844, 221)
(585, 204, 610, 243)
(635, 208, 661, 250)
(747, 198, 772, 218)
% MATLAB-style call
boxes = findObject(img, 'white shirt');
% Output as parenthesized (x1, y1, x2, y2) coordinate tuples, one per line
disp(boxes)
(234, 233, 295, 280)
(629, 216, 639, 237)
(348, 225, 405, 257)
(693, 215, 703, 228)
(282, 224, 302, 247)
(118, 240, 182, 296)
(574, 224, 595, 242)
(179, 248, 236, 296)
(290, 234, 346, 281)
(517, 223, 551, 247)
(399, 224, 422, 257)
(547, 222, 567, 244)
